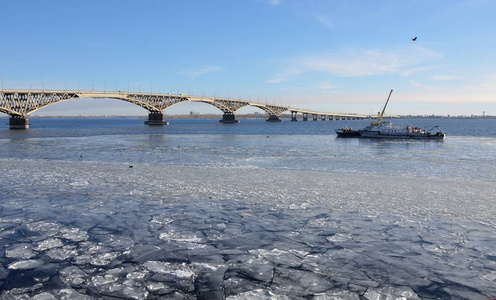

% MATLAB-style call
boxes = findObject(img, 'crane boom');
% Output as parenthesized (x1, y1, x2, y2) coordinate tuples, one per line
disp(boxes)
(371, 89, 393, 126)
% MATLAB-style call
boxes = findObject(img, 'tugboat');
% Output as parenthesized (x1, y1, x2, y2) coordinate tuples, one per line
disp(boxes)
(359, 121, 445, 139)
(335, 90, 446, 139)
(334, 127, 362, 137)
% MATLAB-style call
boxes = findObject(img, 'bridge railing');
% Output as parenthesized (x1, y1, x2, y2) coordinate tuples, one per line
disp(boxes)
(1, 89, 370, 128)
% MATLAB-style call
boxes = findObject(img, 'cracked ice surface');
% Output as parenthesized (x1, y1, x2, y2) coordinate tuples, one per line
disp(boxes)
(0, 157, 495, 299)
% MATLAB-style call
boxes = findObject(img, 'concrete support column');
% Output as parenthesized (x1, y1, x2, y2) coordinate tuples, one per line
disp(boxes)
(291, 111, 298, 122)
(219, 112, 239, 123)
(321, 115, 326, 121)
(266, 115, 282, 122)
(313, 114, 318, 121)
(303, 113, 308, 121)
(9, 116, 29, 129)
(145, 112, 169, 125)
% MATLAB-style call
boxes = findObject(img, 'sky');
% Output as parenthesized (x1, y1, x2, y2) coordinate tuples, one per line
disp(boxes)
(1, 0, 495, 117)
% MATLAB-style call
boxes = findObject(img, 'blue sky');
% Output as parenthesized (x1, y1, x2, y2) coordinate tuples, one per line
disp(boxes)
(1, 0, 495, 116)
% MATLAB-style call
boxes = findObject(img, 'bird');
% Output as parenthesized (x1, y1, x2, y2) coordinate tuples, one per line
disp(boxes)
(412, 37, 417, 41)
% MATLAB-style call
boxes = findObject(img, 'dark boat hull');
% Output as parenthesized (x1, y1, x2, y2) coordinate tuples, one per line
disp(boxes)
(335, 129, 362, 137)
(335, 128, 445, 139)
(360, 131, 445, 139)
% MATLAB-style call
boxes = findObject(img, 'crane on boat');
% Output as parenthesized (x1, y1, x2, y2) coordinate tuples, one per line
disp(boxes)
(371, 89, 393, 126)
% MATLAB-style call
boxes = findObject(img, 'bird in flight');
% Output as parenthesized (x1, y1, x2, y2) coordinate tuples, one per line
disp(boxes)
(412, 37, 417, 41)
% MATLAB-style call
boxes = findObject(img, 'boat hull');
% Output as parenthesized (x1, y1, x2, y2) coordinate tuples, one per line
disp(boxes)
(335, 128, 446, 139)
(335, 129, 362, 138)
(360, 131, 445, 139)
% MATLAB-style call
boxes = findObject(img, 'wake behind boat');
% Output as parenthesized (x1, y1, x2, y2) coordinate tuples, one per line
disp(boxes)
(335, 90, 446, 139)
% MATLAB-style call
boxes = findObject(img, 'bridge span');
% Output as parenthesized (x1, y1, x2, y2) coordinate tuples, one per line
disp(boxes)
(0, 89, 369, 129)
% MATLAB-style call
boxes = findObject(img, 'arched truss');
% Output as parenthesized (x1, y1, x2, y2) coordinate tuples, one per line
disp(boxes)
(119, 93, 189, 112)
(249, 103, 288, 116)
(0, 91, 79, 116)
(0, 90, 369, 119)
(189, 98, 289, 116)
(205, 99, 250, 114)
(0, 91, 190, 116)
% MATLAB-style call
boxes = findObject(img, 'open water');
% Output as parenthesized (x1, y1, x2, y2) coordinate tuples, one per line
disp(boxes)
(0, 117, 495, 299)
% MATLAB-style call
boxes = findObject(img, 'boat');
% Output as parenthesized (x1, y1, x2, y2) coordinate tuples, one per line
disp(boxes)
(359, 121, 445, 139)
(334, 127, 361, 137)
(335, 90, 446, 139)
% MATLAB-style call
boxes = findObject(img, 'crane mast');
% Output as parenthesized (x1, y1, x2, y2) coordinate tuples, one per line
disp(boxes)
(371, 89, 393, 126)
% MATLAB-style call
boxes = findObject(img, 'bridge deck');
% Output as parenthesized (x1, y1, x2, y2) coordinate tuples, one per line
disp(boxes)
(1, 89, 369, 119)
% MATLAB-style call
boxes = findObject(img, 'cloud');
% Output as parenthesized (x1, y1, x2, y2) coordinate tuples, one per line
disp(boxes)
(430, 75, 459, 81)
(267, 46, 444, 83)
(400, 66, 436, 76)
(268, 0, 282, 6)
(266, 68, 303, 83)
(405, 73, 496, 104)
(315, 15, 335, 29)
(300, 50, 401, 77)
(317, 81, 340, 90)
(182, 65, 223, 79)
(409, 80, 437, 91)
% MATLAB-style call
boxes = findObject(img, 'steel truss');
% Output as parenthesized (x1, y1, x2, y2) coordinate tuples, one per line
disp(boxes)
(0, 89, 368, 119)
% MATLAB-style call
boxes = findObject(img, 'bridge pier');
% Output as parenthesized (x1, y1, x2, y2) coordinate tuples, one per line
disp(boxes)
(145, 112, 169, 125)
(291, 111, 298, 122)
(313, 114, 318, 121)
(266, 115, 282, 122)
(9, 116, 29, 129)
(219, 113, 239, 123)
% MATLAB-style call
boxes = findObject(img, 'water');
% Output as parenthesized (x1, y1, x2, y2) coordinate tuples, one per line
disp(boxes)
(0, 117, 495, 299)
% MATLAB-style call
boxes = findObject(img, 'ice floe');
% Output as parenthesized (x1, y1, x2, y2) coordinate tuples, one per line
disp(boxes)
(0, 145, 495, 299)
(8, 259, 44, 270)
(5, 243, 36, 259)
(34, 238, 64, 251)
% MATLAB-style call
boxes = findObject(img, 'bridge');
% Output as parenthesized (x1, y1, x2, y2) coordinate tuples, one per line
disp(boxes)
(0, 89, 369, 129)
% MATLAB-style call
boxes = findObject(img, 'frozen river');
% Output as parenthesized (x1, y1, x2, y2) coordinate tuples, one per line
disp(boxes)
(0, 118, 495, 299)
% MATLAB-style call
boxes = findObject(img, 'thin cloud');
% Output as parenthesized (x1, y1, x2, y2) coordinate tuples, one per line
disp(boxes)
(409, 80, 437, 91)
(316, 15, 335, 29)
(266, 68, 302, 83)
(406, 73, 496, 103)
(317, 81, 340, 90)
(401, 66, 436, 76)
(299, 50, 400, 77)
(268, 0, 282, 6)
(430, 75, 459, 81)
(267, 46, 444, 83)
(182, 66, 223, 80)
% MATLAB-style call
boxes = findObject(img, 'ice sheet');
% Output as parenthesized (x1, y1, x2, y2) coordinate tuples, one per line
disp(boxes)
(0, 158, 495, 299)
